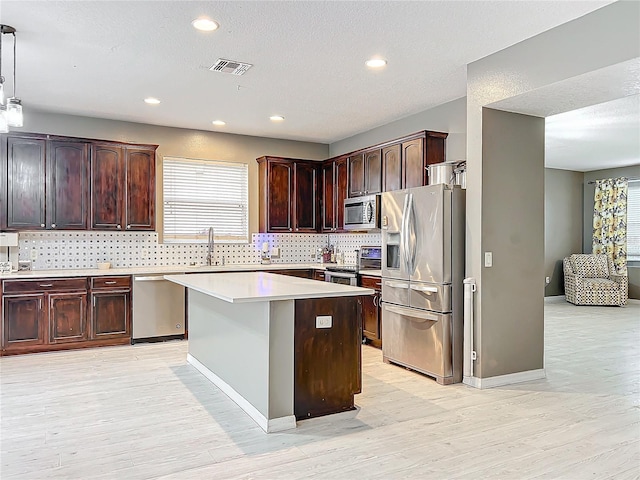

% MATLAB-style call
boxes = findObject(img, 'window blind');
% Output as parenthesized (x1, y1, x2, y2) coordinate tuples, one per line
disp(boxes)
(163, 157, 249, 243)
(628, 180, 640, 261)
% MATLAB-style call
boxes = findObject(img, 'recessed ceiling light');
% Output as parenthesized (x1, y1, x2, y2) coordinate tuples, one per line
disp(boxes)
(192, 17, 219, 32)
(212, 120, 226, 126)
(269, 115, 285, 122)
(365, 58, 387, 68)
(144, 97, 161, 105)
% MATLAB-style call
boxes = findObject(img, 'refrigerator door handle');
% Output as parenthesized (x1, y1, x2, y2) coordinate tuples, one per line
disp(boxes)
(384, 280, 409, 289)
(406, 192, 416, 273)
(409, 284, 438, 293)
(383, 303, 439, 322)
(401, 193, 411, 272)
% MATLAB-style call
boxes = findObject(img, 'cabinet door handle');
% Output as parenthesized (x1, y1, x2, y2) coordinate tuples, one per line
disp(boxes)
(51, 224, 56, 228)
(117, 224, 121, 229)
(40, 223, 45, 228)
(39, 298, 42, 309)
(373, 295, 378, 307)
(39, 284, 53, 287)
(104, 281, 117, 285)
(126, 225, 131, 229)
(93, 297, 96, 307)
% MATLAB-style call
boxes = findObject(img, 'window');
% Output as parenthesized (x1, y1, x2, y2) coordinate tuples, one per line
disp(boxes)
(628, 180, 640, 261)
(163, 157, 249, 243)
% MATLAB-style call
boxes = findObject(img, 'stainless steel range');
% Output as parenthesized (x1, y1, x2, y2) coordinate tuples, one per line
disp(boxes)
(324, 246, 381, 285)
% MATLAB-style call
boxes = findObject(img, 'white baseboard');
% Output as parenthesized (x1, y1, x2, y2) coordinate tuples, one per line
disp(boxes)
(463, 368, 546, 389)
(187, 353, 297, 433)
(627, 299, 640, 304)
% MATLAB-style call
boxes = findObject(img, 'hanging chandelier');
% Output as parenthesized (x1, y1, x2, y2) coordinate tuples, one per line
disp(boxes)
(0, 24, 23, 133)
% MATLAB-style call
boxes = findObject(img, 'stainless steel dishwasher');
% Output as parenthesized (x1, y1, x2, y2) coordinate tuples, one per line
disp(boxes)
(132, 274, 186, 342)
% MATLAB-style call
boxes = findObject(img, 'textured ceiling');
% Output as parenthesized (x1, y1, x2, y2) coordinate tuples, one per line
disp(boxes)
(489, 59, 640, 172)
(1, 0, 614, 145)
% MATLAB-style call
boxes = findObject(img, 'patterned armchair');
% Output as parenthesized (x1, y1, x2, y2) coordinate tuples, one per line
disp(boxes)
(563, 254, 628, 306)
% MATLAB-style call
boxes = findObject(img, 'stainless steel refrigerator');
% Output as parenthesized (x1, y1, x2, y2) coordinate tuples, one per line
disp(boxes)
(381, 184, 465, 384)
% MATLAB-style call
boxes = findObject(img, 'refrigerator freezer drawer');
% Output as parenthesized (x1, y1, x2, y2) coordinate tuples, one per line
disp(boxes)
(381, 278, 410, 306)
(409, 281, 451, 313)
(381, 303, 453, 384)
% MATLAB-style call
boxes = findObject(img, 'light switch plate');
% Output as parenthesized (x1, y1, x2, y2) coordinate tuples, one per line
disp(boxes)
(484, 252, 493, 268)
(316, 315, 332, 328)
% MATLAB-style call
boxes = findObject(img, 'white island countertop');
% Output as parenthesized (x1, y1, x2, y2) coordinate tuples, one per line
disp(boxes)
(164, 271, 373, 303)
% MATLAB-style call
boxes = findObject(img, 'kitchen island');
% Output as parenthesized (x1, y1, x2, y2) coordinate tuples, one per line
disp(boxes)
(164, 271, 373, 433)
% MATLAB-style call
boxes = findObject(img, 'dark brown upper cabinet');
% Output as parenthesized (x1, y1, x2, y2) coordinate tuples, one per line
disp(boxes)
(91, 144, 125, 230)
(347, 153, 365, 197)
(257, 156, 318, 233)
(46, 141, 90, 230)
(124, 147, 156, 231)
(91, 144, 156, 231)
(1, 132, 156, 232)
(348, 149, 382, 197)
(5, 137, 90, 230)
(402, 138, 425, 188)
(382, 143, 402, 192)
(321, 161, 335, 232)
(6, 136, 47, 229)
(294, 162, 317, 232)
(321, 157, 348, 233)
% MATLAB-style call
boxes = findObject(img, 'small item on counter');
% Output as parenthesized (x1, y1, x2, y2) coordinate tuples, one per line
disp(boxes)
(97, 262, 111, 270)
(18, 260, 31, 271)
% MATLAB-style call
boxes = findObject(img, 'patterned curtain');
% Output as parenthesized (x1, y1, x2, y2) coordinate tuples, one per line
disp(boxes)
(593, 177, 628, 274)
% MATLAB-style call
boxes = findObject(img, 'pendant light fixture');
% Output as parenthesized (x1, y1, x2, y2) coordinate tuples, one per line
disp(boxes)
(1, 24, 23, 129)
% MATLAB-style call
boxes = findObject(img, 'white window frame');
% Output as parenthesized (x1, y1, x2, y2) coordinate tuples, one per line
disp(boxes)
(627, 179, 640, 262)
(162, 156, 249, 244)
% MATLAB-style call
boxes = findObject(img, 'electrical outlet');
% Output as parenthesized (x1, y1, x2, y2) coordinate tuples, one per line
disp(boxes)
(30, 249, 38, 261)
(545, 276, 550, 284)
(316, 315, 332, 328)
(271, 247, 280, 257)
(484, 252, 492, 268)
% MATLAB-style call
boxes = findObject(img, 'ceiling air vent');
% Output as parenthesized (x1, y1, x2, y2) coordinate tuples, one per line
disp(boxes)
(209, 58, 253, 76)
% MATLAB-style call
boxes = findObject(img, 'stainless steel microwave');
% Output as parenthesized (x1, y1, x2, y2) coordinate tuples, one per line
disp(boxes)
(343, 194, 380, 231)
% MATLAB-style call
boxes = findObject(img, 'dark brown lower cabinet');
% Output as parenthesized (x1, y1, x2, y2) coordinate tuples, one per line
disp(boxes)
(2, 294, 46, 351)
(294, 296, 362, 420)
(91, 292, 129, 339)
(360, 275, 382, 348)
(49, 293, 88, 343)
(1, 276, 131, 355)
(90, 276, 131, 341)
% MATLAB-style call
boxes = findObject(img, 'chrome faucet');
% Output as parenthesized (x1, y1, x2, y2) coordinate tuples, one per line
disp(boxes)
(206, 227, 215, 266)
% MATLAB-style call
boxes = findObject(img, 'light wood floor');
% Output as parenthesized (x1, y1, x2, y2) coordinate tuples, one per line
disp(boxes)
(1, 297, 639, 479)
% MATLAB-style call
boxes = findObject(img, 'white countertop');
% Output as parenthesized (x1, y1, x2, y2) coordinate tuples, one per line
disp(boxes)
(0, 263, 327, 279)
(164, 271, 374, 303)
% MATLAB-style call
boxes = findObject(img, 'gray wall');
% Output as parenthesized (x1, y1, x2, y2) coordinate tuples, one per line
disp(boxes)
(329, 97, 466, 161)
(23, 110, 329, 236)
(466, 1, 639, 380)
(544, 168, 584, 296)
(480, 108, 545, 377)
(583, 165, 640, 300)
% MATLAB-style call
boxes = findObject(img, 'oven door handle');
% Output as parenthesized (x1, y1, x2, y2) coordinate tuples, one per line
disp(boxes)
(383, 303, 439, 322)
(326, 271, 357, 279)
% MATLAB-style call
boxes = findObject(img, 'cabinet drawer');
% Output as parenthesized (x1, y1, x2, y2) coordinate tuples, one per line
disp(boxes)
(3, 277, 88, 294)
(91, 276, 131, 290)
(359, 275, 382, 290)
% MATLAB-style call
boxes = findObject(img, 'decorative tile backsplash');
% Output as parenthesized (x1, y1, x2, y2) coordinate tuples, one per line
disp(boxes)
(17, 231, 381, 270)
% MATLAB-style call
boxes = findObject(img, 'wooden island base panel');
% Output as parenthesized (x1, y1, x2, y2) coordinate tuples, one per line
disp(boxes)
(165, 271, 373, 433)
